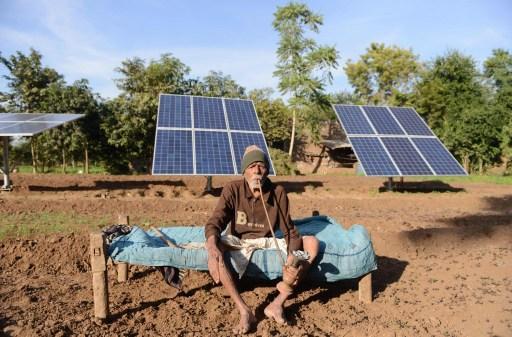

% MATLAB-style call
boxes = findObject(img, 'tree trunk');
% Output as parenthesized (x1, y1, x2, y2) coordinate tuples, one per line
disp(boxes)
(30, 139, 37, 174)
(312, 146, 326, 174)
(288, 110, 296, 159)
(479, 158, 483, 175)
(462, 154, 470, 173)
(62, 148, 66, 174)
(85, 146, 89, 174)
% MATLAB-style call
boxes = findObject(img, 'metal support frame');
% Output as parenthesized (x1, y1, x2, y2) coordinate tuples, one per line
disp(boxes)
(204, 176, 213, 193)
(1, 136, 12, 191)
(386, 177, 394, 192)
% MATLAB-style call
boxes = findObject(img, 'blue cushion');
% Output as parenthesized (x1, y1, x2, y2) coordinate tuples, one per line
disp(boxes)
(108, 215, 377, 282)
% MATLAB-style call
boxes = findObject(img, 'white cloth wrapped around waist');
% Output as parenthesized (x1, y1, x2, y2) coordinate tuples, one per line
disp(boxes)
(181, 235, 287, 278)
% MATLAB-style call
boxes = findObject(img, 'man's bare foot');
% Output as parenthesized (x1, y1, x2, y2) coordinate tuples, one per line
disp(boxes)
(264, 302, 288, 325)
(232, 310, 256, 334)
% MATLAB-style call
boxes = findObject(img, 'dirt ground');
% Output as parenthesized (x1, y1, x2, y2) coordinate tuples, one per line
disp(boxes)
(0, 172, 511, 337)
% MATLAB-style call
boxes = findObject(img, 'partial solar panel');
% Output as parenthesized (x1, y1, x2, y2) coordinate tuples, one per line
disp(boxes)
(153, 130, 193, 174)
(158, 95, 191, 128)
(0, 113, 83, 136)
(225, 99, 260, 131)
(193, 96, 226, 129)
(195, 131, 234, 174)
(362, 106, 404, 135)
(381, 137, 433, 175)
(389, 107, 433, 136)
(334, 105, 374, 135)
(412, 138, 466, 175)
(153, 94, 275, 176)
(350, 137, 399, 176)
(331, 104, 467, 177)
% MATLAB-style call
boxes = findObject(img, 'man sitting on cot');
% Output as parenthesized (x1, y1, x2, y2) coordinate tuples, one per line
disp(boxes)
(205, 145, 320, 334)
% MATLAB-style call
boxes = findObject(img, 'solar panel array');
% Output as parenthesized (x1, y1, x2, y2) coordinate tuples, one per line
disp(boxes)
(333, 105, 467, 176)
(153, 94, 275, 176)
(0, 113, 84, 136)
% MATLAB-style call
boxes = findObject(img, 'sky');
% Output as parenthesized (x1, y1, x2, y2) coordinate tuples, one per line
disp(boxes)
(1, 0, 511, 100)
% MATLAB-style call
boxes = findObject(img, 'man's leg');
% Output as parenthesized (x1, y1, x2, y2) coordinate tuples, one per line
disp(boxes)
(217, 252, 256, 334)
(264, 235, 320, 324)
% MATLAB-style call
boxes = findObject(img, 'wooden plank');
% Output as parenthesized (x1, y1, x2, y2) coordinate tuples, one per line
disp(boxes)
(358, 272, 372, 303)
(116, 215, 130, 282)
(90, 232, 109, 319)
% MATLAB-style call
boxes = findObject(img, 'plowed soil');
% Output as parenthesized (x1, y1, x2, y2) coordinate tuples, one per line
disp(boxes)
(0, 172, 511, 337)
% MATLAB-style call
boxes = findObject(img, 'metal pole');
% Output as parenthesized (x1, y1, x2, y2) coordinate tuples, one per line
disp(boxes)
(205, 176, 212, 193)
(2, 136, 11, 190)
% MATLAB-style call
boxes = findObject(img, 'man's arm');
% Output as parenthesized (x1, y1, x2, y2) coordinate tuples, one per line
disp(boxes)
(205, 183, 235, 283)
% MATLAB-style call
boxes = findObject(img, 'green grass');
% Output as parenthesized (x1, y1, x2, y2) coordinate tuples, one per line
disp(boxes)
(0, 212, 111, 240)
(15, 165, 107, 174)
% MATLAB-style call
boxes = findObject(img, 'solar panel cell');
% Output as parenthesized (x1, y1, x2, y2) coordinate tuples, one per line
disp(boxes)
(158, 95, 191, 128)
(349, 137, 399, 176)
(412, 138, 466, 175)
(195, 131, 234, 174)
(333, 105, 374, 135)
(389, 107, 433, 136)
(381, 138, 433, 175)
(362, 106, 404, 135)
(225, 99, 260, 131)
(193, 97, 226, 129)
(153, 130, 193, 174)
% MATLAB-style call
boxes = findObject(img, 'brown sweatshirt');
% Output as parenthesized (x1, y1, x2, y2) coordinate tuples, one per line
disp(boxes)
(204, 178, 302, 253)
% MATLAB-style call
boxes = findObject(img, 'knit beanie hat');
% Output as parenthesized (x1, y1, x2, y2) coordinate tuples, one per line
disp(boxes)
(241, 145, 269, 173)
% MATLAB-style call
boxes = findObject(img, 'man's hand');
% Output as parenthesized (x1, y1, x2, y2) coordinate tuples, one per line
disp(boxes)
(206, 236, 223, 284)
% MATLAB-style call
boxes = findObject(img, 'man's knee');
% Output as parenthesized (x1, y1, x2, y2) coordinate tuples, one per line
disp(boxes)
(302, 235, 320, 254)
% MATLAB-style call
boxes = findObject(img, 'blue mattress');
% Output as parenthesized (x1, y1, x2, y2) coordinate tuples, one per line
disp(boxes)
(108, 215, 377, 282)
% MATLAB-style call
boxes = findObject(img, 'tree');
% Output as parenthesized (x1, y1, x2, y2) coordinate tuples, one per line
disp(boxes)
(0, 49, 63, 172)
(198, 71, 246, 98)
(414, 50, 500, 173)
(104, 53, 191, 173)
(345, 43, 420, 105)
(273, 2, 338, 158)
(249, 88, 291, 150)
(484, 49, 512, 172)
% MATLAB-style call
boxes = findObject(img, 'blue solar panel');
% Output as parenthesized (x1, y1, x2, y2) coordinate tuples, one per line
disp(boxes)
(195, 131, 234, 174)
(412, 138, 466, 175)
(153, 94, 275, 176)
(225, 99, 260, 131)
(152, 130, 193, 174)
(333, 105, 374, 135)
(349, 137, 399, 176)
(381, 138, 433, 175)
(193, 97, 226, 129)
(362, 106, 404, 135)
(389, 107, 433, 136)
(158, 95, 191, 128)
(231, 132, 275, 175)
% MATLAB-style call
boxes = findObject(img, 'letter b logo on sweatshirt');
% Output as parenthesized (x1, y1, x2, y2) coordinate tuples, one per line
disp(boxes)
(236, 211, 247, 225)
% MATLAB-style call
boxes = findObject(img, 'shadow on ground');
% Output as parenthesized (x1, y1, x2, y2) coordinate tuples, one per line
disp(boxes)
(378, 180, 465, 193)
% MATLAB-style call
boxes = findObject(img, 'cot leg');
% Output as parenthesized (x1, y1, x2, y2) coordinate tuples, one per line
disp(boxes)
(358, 272, 372, 303)
(90, 232, 109, 319)
(116, 214, 130, 282)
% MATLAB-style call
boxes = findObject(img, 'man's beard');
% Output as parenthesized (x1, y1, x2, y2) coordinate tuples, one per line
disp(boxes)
(247, 174, 266, 192)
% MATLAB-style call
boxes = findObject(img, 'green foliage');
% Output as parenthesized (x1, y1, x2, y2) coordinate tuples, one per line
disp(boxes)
(345, 43, 420, 105)
(104, 53, 191, 173)
(484, 49, 512, 172)
(414, 50, 500, 173)
(196, 70, 246, 98)
(273, 2, 338, 146)
(269, 147, 298, 175)
(249, 88, 291, 150)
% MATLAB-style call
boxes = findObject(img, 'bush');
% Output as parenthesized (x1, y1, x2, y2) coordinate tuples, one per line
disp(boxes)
(269, 147, 298, 175)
